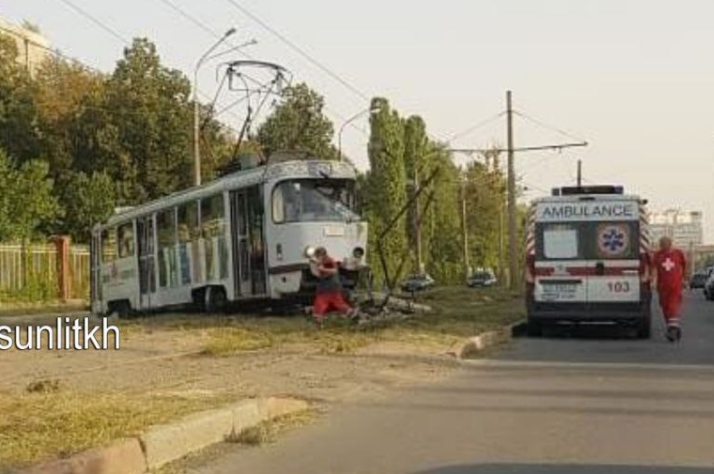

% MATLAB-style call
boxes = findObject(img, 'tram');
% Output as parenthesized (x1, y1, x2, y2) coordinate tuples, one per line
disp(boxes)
(90, 157, 368, 316)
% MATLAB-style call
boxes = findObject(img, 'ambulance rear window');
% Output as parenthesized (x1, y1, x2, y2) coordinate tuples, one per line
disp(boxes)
(543, 224, 580, 259)
(537, 221, 640, 260)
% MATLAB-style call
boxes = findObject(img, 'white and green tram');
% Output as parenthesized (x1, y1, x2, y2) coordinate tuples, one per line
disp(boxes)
(90, 158, 368, 316)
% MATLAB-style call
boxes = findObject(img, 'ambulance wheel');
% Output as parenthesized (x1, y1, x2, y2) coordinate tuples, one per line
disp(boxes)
(526, 318, 542, 337)
(204, 286, 227, 313)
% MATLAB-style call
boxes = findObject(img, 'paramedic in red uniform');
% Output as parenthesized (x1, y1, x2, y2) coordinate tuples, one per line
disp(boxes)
(652, 236, 687, 342)
(311, 247, 356, 324)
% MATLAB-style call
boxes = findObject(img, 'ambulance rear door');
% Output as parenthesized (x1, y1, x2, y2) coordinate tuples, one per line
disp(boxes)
(534, 221, 589, 305)
(585, 218, 641, 305)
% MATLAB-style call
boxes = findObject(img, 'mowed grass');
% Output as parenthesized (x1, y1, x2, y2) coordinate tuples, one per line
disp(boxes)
(0, 390, 229, 471)
(195, 286, 525, 356)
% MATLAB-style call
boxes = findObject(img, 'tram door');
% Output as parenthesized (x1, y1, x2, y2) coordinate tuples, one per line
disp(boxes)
(136, 216, 156, 309)
(230, 186, 267, 297)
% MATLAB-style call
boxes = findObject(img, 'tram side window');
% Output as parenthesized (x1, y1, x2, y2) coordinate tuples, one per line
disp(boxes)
(178, 201, 199, 285)
(157, 209, 178, 288)
(101, 228, 117, 263)
(201, 194, 227, 280)
(117, 222, 135, 258)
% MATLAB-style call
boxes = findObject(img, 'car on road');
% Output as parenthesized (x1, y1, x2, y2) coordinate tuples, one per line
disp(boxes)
(690, 267, 713, 290)
(704, 272, 714, 301)
(467, 270, 498, 288)
(400, 273, 435, 293)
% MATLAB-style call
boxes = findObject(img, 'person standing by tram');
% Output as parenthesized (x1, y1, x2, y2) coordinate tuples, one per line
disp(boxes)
(311, 247, 357, 324)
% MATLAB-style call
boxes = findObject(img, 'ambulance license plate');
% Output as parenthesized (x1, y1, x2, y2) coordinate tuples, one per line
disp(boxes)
(541, 283, 579, 301)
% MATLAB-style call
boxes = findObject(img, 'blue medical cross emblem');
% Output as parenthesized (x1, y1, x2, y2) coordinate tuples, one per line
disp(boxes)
(598, 224, 630, 257)
(602, 228, 626, 252)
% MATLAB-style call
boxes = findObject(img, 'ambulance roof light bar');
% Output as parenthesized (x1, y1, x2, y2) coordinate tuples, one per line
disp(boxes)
(552, 185, 625, 196)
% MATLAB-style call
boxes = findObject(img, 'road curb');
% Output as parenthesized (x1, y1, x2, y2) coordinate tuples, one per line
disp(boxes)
(448, 321, 525, 359)
(19, 438, 146, 474)
(20, 397, 309, 474)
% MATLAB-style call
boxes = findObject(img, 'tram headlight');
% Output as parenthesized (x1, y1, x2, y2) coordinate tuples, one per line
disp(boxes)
(304, 246, 316, 259)
(352, 247, 365, 260)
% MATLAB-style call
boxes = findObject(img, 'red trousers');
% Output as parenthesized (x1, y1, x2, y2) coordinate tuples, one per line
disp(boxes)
(313, 291, 352, 318)
(658, 286, 683, 326)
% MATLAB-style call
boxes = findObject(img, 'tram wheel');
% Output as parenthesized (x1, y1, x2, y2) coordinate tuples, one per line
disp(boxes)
(111, 300, 134, 319)
(204, 286, 227, 313)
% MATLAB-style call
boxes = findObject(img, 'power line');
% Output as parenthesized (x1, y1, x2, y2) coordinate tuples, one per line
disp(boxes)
(152, 0, 369, 141)
(57, 0, 129, 45)
(448, 111, 505, 143)
(219, 0, 369, 101)
(0, 23, 103, 74)
(515, 109, 588, 144)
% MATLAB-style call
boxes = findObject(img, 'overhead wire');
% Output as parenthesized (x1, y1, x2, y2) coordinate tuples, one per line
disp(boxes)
(219, 0, 368, 102)
(514, 109, 588, 144)
(447, 111, 506, 143)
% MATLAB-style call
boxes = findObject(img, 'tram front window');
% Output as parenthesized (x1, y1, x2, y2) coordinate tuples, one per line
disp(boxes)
(273, 179, 359, 224)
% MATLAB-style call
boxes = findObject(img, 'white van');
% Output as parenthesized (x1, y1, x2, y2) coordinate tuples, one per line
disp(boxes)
(525, 185, 652, 337)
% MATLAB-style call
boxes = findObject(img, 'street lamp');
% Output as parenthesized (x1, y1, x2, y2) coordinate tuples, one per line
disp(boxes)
(193, 27, 237, 187)
(338, 104, 382, 162)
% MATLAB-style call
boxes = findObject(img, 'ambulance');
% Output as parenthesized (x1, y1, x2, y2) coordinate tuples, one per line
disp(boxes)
(525, 185, 652, 337)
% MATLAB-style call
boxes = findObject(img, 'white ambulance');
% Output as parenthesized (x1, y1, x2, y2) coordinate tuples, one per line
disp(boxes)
(525, 185, 652, 337)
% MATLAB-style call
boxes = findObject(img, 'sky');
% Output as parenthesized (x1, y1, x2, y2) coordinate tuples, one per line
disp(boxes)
(2, 0, 714, 239)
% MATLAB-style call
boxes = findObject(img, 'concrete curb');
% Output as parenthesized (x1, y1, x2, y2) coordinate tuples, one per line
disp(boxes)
(21, 397, 308, 474)
(448, 321, 525, 359)
(19, 438, 146, 474)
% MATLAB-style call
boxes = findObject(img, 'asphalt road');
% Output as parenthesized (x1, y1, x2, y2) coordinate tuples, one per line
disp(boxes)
(192, 292, 714, 474)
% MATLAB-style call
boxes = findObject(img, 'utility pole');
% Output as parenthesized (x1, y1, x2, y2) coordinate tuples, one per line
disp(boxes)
(461, 180, 471, 279)
(450, 91, 589, 290)
(506, 90, 517, 290)
(413, 165, 424, 273)
(498, 206, 505, 286)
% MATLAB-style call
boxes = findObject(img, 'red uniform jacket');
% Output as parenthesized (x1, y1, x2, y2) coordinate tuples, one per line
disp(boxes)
(653, 249, 686, 292)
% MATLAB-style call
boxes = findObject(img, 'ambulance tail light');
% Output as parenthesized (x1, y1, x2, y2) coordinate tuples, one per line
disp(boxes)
(639, 253, 651, 283)
(525, 254, 536, 285)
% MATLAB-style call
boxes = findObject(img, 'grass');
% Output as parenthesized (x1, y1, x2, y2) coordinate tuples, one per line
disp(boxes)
(0, 299, 88, 318)
(0, 389, 231, 471)
(196, 286, 525, 357)
(228, 410, 316, 446)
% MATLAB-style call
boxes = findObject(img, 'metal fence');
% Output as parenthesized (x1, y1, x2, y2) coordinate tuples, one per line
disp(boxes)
(0, 243, 90, 302)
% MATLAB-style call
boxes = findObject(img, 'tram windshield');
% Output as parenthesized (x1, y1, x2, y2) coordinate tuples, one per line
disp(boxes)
(272, 179, 360, 224)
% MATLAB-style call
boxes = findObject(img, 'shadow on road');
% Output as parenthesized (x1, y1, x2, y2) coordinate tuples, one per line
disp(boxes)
(410, 464, 712, 474)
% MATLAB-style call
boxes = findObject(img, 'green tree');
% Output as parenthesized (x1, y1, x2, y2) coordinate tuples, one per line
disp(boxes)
(256, 83, 338, 160)
(0, 34, 41, 162)
(421, 144, 463, 283)
(33, 57, 106, 183)
(464, 150, 506, 272)
(104, 38, 193, 202)
(61, 171, 116, 242)
(366, 98, 407, 286)
(0, 148, 61, 241)
(402, 115, 429, 272)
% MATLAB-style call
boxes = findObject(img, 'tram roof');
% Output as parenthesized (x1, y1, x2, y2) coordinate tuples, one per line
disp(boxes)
(100, 159, 357, 228)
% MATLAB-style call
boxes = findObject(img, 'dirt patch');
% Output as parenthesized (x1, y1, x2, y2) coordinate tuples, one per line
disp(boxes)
(0, 287, 523, 471)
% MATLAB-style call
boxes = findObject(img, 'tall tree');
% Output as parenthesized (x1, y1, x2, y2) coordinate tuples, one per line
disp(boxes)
(402, 115, 429, 271)
(366, 98, 407, 286)
(0, 34, 40, 162)
(256, 83, 338, 160)
(104, 38, 193, 202)
(464, 149, 506, 272)
(33, 57, 106, 182)
(421, 144, 462, 283)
